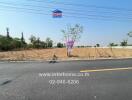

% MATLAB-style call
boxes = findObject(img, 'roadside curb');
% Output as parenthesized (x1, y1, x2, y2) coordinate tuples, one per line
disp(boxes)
(56, 57, 132, 62)
(0, 57, 132, 63)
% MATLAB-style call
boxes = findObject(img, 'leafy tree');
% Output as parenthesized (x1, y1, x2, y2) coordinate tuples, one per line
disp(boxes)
(57, 42, 64, 48)
(120, 40, 128, 47)
(13, 38, 22, 49)
(0, 35, 27, 51)
(29, 35, 37, 48)
(108, 43, 118, 52)
(39, 41, 47, 48)
(0, 30, 54, 51)
(46, 37, 53, 48)
(109, 43, 118, 47)
(29, 35, 53, 49)
(35, 37, 41, 48)
(0, 36, 9, 51)
(29, 35, 36, 44)
(96, 44, 100, 47)
(27, 44, 33, 49)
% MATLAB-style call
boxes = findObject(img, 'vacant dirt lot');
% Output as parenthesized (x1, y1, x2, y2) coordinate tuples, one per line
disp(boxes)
(0, 48, 132, 60)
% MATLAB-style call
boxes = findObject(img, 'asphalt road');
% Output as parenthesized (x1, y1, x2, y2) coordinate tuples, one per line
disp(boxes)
(0, 59, 132, 100)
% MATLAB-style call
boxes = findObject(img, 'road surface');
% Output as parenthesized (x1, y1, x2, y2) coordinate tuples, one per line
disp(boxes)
(0, 59, 132, 100)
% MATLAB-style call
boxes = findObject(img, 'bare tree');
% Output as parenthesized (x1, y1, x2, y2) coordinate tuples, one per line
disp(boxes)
(61, 24, 83, 57)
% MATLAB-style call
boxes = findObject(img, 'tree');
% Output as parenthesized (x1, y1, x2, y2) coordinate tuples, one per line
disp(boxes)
(29, 35, 36, 44)
(57, 42, 64, 48)
(29, 35, 37, 48)
(128, 31, 132, 37)
(11, 38, 22, 49)
(6, 27, 10, 38)
(0, 28, 29, 51)
(108, 43, 118, 53)
(96, 44, 100, 47)
(109, 43, 118, 47)
(120, 40, 128, 47)
(0, 35, 22, 51)
(29, 35, 42, 48)
(35, 37, 41, 48)
(61, 24, 83, 56)
(40, 41, 47, 48)
(20, 32, 27, 48)
(46, 37, 53, 48)
(21, 32, 24, 42)
(29, 35, 53, 49)
(0, 35, 9, 51)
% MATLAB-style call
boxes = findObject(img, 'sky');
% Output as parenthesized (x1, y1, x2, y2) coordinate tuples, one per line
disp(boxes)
(0, 0, 132, 46)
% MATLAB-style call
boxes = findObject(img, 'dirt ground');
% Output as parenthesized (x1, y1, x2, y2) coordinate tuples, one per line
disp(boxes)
(0, 48, 132, 60)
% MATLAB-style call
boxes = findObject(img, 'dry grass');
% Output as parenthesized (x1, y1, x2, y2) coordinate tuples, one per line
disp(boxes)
(0, 48, 132, 60)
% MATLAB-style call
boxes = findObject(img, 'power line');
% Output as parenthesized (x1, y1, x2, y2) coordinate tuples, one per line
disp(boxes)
(0, 4, 132, 20)
(0, 1, 132, 17)
(0, 2, 48, 12)
(0, 6, 131, 22)
(27, 0, 132, 12)
(0, 2, 132, 19)
(0, 2, 131, 22)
